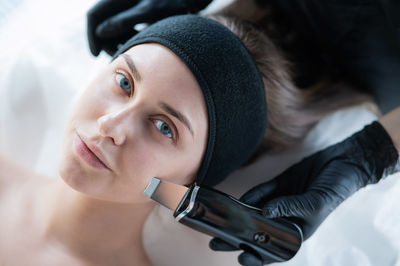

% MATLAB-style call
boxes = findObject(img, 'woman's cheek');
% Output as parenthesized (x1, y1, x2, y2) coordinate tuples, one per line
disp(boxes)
(82, 80, 117, 114)
(134, 143, 169, 179)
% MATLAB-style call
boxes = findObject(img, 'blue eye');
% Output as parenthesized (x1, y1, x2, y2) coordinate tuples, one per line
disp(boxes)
(154, 119, 173, 139)
(115, 72, 132, 94)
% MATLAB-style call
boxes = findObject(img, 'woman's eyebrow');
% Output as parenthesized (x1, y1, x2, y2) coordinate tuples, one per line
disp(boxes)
(158, 102, 194, 137)
(120, 54, 142, 82)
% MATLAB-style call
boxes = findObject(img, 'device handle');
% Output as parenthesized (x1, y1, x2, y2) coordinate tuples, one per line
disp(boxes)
(175, 186, 303, 262)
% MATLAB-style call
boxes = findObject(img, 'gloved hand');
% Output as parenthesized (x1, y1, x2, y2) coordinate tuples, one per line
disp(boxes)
(210, 121, 399, 266)
(87, 0, 212, 56)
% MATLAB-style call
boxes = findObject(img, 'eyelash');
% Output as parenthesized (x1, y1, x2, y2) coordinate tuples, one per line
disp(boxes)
(113, 68, 178, 143)
(151, 117, 178, 144)
(114, 69, 133, 96)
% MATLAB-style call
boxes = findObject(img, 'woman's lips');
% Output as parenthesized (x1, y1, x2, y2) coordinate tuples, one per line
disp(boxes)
(75, 133, 110, 171)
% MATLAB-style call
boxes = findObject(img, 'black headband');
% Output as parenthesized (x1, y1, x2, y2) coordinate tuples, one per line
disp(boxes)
(113, 15, 267, 187)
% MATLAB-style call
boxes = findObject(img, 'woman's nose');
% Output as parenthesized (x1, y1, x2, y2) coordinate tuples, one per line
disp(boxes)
(97, 107, 133, 145)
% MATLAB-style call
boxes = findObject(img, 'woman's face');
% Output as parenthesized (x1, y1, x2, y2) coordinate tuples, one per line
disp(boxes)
(59, 43, 208, 204)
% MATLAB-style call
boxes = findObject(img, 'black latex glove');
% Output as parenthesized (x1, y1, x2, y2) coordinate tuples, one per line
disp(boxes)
(87, 0, 212, 56)
(210, 121, 399, 266)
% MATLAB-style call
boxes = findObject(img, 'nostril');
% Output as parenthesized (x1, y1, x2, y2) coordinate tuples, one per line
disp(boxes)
(97, 115, 126, 146)
(113, 135, 125, 146)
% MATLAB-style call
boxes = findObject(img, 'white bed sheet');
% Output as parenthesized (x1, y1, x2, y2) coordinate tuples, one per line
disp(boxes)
(1, 0, 399, 265)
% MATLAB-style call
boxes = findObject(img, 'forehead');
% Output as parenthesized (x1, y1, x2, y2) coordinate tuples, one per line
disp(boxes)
(118, 43, 208, 138)
(122, 43, 200, 97)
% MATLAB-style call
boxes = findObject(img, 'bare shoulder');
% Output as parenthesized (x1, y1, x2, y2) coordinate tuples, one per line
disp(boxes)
(0, 153, 41, 193)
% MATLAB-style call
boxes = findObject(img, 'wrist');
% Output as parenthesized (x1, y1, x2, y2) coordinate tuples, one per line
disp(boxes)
(349, 120, 399, 182)
(379, 107, 400, 152)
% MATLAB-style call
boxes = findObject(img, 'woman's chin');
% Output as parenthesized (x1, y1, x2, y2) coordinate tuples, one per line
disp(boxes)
(59, 160, 88, 193)
(59, 155, 105, 196)
(58, 149, 152, 204)
(58, 159, 134, 203)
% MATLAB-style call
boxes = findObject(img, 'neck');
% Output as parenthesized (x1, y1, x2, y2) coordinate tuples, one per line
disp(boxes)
(43, 180, 155, 263)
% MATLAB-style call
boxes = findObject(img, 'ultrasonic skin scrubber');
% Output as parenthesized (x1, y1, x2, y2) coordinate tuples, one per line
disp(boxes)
(144, 177, 303, 263)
